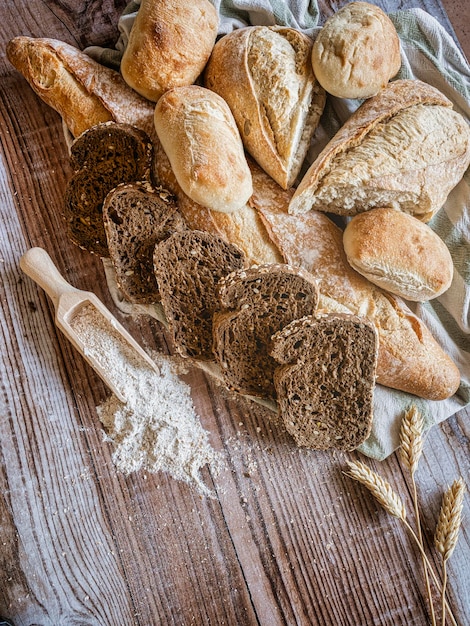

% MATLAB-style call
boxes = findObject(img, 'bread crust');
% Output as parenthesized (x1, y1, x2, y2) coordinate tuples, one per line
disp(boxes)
(289, 79, 470, 220)
(343, 208, 454, 301)
(121, 0, 218, 102)
(6, 36, 156, 139)
(204, 26, 326, 189)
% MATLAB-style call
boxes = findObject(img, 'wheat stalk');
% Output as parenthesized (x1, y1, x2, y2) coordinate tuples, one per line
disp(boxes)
(434, 478, 466, 626)
(399, 407, 435, 625)
(345, 459, 459, 626)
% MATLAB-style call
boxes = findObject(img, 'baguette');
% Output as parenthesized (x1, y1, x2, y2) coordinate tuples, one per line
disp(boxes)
(6, 36, 156, 139)
(289, 79, 470, 221)
(249, 163, 461, 401)
(154, 86, 253, 213)
(204, 26, 326, 189)
(121, 0, 218, 102)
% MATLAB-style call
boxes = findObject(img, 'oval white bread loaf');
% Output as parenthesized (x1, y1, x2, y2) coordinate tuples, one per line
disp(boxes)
(311, 2, 401, 99)
(121, 0, 218, 102)
(343, 208, 454, 301)
(248, 163, 461, 401)
(204, 26, 326, 189)
(6, 36, 156, 139)
(154, 86, 253, 214)
(289, 79, 470, 222)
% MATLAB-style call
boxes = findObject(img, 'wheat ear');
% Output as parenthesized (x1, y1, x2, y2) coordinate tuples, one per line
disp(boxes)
(434, 478, 466, 626)
(345, 460, 458, 626)
(399, 407, 435, 625)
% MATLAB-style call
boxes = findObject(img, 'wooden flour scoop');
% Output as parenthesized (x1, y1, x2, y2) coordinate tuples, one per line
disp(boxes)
(20, 247, 159, 403)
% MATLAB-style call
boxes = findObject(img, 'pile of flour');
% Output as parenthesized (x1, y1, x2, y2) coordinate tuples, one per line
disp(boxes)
(71, 303, 222, 497)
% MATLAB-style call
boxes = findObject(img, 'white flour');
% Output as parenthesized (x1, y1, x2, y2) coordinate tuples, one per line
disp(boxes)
(70, 303, 222, 497)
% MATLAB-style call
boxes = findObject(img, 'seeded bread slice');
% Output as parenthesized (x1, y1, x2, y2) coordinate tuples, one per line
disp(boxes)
(212, 263, 319, 398)
(103, 181, 186, 304)
(64, 122, 154, 256)
(153, 230, 246, 361)
(270, 313, 378, 450)
(69, 121, 153, 172)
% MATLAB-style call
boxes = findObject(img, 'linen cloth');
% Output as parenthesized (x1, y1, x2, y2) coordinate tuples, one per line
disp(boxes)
(87, 1, 470, 460)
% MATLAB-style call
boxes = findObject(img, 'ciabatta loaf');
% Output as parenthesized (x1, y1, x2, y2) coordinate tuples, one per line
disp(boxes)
(154, 86, 253, 213)
(212, 264, 319, 398)
(121, 0, 218, 102)
(343, 208, 454, 301)
(6, 37, 156, 139)
(249, 163, 461, 401)
(153, 230, 245, 361)
(271, 313, 378, 450)
(311, 2, 401, 99)
(204, 26, 326, 189)
(289, 79, 470, 221)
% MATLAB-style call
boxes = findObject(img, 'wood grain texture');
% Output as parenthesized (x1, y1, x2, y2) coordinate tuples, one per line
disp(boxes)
(0, 1, 469, 625)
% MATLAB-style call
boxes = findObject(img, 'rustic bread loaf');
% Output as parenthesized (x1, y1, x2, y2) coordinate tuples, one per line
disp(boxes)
(249, 163, 461, 401)
(212, 264, 319, 398)
(204, 26, 326, 189)
(289, 79, 470, 222)
(153, 230, 246, 361)
(154, 86, 253, 213)
(343, 208, 454, 301)
(103, 181, 186, 304)
(121, 0, 218, 102)
(271, 313, 378, 450)
(6, 36, 156, 140)
(311, 2, 401, 99)
(64, 122, 153, 256)
(152, 136, 283, 266)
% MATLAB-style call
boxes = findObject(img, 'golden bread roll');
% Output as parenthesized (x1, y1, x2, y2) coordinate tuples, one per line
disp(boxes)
(121, 0, 218, 102)
(311, 1, 401, 99)
(154, 86, 253, 213)
(343, 208, 454, 301)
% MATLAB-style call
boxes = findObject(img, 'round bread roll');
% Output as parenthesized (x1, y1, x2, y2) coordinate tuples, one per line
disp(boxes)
(311, 2, 401, 99)
(154, 86, 253, 213)
(121, 0, 218, 102)
(343, 208, 453, 301)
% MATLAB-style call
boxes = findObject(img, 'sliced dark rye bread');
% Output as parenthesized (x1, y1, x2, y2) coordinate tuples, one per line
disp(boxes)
(212, 264, 319, 398)
(103, 181, 186, 304)
(64, 122, 153, 256)
(153, 229, 246, 361)
(69, 121, 153, 173)
(270, 313, 378, 450)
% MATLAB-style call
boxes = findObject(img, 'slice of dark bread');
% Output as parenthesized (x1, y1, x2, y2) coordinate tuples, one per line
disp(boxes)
(153, 229, 246, 361)
(270, 313, 378, 450)
(69, 121, 153, 173)
(64, 122, 153, 256)
(103, 181, 186, 304)
(212, 264, 320, 398)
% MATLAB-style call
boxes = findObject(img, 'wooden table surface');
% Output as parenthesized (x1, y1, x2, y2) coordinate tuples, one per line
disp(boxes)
(0, 2, 469, 625)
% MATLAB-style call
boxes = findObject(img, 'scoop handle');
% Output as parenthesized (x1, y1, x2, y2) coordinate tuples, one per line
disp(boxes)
(20, 247, 80, 309)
